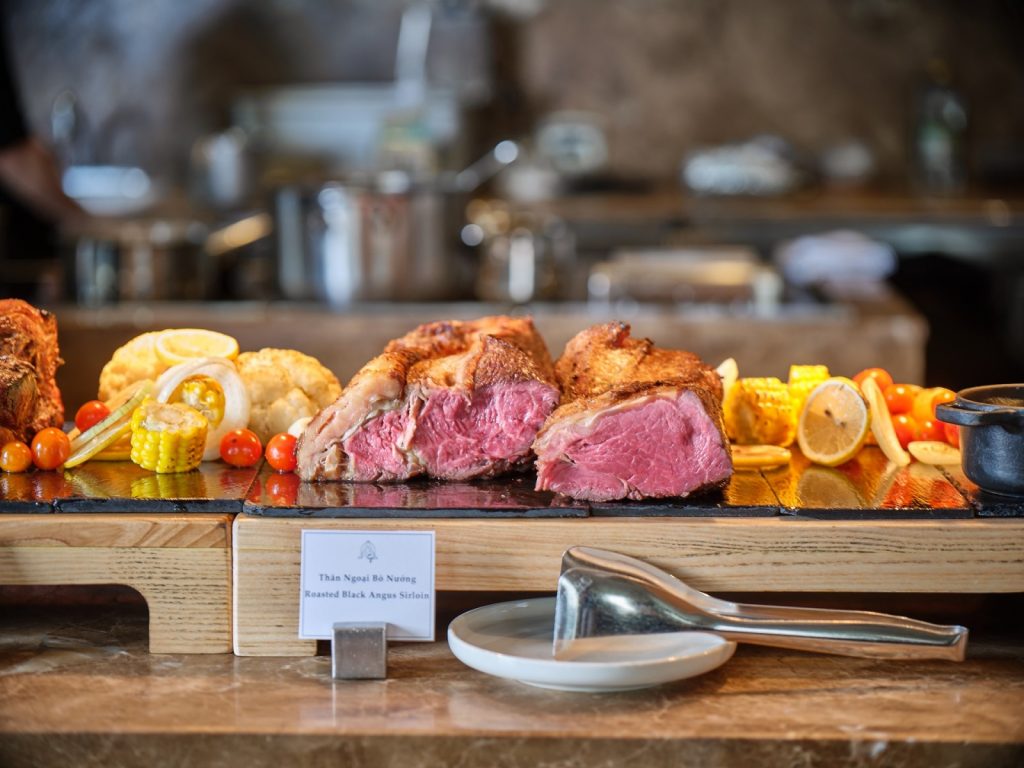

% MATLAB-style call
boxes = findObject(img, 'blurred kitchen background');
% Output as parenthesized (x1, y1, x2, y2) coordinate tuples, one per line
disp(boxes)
(1, 0, 1023, 406)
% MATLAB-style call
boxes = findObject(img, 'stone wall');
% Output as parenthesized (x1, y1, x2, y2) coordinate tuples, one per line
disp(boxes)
(4, 0, 1023, 186)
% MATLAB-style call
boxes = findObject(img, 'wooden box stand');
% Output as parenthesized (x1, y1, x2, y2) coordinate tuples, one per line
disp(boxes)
(232, 514, 1024, 656)
(0, 514, 233, 653)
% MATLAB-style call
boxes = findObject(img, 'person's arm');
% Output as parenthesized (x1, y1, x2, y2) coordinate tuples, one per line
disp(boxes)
(0, 136, 85, 223)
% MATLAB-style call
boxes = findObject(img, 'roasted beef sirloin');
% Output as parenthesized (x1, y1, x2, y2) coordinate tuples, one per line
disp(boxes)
(297, 316, 559, 482)
(533, 322, 732, 502)
(0, 299, 64, 446)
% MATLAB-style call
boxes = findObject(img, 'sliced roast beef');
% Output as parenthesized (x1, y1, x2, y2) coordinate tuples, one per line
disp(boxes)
(533, 322, 732, 502)
(297, 316, 559, 482)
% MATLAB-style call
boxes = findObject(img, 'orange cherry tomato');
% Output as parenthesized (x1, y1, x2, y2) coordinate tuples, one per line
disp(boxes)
(219, 428, 263, 468)
(915, 418, 945, 443)
(943, 422, 961, 449)
(884, 383, 920, 415)
(853, 367, 894, 394)
(891, 414, 918, 450)
(911, 387, 956, 425)
(931, 387, 956, 416)
(0, 440, 33, 473)
(264, 432, 298, 473)
(30, 427, 71, 470)
(74, 400, 111, 432)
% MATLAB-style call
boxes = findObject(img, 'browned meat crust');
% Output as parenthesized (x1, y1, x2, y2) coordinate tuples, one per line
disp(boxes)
(554, 321, 721, 404)
(0, 300, 64, 442)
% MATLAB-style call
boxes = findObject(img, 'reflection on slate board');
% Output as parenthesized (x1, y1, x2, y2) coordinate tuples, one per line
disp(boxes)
(767, 447, 972, 519)
(54, 461, 260, 513)
(589, 469, 780, 516)
(0, 470, 74, 512)
(245, 467, 588, 518)
(940, 465, 1024, 517)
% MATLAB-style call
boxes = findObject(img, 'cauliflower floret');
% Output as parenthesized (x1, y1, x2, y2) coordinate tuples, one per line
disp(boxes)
(98, 332, 167, 401)
(236, 348, 341, 444)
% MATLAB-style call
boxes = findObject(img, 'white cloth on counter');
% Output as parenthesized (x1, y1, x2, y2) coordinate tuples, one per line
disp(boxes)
(774, 230, 896, 287)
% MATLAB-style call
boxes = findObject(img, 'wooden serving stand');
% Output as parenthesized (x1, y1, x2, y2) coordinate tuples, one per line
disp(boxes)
(0, 462, 255, 654)
(233, 452, 1024, 657)
(234, 515, 1024, 656)
(0, 513, 232, 653)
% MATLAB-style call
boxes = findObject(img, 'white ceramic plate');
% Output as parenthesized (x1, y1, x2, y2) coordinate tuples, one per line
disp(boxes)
(447, 597, 736, 692)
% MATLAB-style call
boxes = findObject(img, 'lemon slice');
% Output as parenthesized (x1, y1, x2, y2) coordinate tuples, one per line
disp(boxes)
(908, 440, 961, 465)
(796, 377, 870, 467)
(731, 444, 792, 470)
(155, 329, 239, 366)
(860, 377, 911, 467)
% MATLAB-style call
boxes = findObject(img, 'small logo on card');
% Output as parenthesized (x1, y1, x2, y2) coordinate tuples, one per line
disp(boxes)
(359, 540, 378, 564)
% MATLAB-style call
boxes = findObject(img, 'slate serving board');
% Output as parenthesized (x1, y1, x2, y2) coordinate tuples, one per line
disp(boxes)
(244, 468, 588, 518)
(765, 448, 975, 520)
(2, 447, 1022, 517)
(0, 462, 260, 514)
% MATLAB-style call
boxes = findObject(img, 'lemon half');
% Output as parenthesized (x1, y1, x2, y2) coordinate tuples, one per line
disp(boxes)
(155, 329, 239, 366)
(797, 377, 870, 467)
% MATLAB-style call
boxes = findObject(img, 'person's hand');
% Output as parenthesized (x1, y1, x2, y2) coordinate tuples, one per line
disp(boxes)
(0, 136, 86, 224)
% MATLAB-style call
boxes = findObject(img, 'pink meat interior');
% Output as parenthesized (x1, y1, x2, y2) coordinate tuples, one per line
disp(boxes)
(411, 381, 559, 480)
(343, 408, 416, 481)
(535, 390, 731, 502)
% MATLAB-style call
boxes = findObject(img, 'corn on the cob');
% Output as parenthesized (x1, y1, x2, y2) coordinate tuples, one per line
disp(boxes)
(175, 376, 226, 427)
(723, 377, 796, 446)
(787, 364, 831, 425)
(130, 400, 208, 473)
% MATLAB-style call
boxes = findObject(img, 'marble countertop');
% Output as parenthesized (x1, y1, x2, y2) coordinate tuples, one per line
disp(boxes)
(1, 602, 1022, 767)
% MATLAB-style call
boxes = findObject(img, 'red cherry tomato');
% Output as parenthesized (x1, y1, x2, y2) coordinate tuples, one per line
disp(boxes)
(915, 418, 945, 443)
(0, 440, 33, 473)
(853, 367, 894, 394)
(943, 422, 961, 449)
(219, 428, 263, 468)
(264, 432, 298, 473)
(891, 414, 918, 450)
(883, 383, 920, 415)
(31, 427, 71, 470)
(74, 400, 111, 432)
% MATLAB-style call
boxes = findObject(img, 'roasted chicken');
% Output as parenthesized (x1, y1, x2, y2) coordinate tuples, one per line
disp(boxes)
(0, 299, 64, 445)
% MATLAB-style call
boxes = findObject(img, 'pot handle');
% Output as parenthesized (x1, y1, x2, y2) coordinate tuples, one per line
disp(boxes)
(936, 401, 1021, 427)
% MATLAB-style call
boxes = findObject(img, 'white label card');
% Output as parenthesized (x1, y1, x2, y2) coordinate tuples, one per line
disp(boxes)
(298, 529, 436, 641)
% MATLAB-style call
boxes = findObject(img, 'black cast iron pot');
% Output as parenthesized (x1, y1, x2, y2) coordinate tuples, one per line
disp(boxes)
(936, 384, 1024, 498)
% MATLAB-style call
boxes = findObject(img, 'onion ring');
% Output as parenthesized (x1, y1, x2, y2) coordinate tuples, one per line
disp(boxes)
(154, 357, 251, 461)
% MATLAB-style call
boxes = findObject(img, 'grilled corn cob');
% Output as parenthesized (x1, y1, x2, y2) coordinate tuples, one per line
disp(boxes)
(130, 400, 208, 473)
(787, 364, 831, 424)
(723, 377, 796, 446)
(175, 375, 226, 427)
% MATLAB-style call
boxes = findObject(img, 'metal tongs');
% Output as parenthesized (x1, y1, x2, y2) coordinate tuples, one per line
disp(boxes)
(554, 547, 968, 661)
